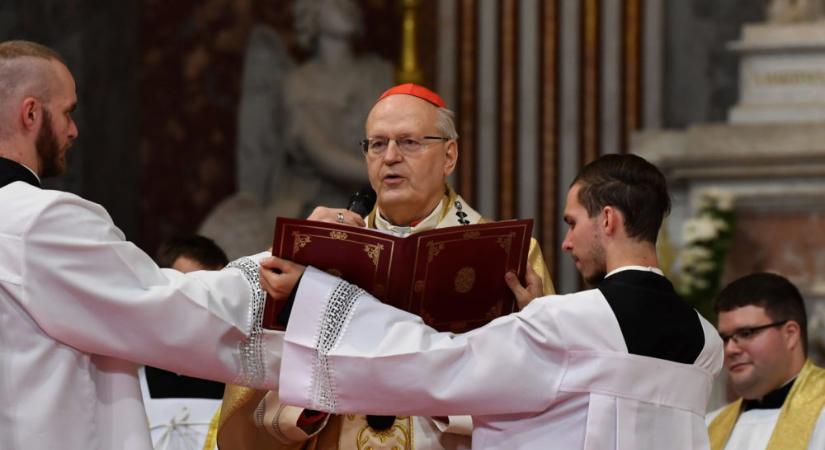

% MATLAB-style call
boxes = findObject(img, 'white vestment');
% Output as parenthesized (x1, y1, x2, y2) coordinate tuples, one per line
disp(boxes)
(278, 267, 723, 449)
(0, 180, 282, 450)
(706, 407, 825, 449)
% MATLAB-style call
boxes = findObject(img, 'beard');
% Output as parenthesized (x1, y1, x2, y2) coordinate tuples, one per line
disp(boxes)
(36, 109, 66, 178)
(582, 238, 607, 286)
(583, 268, 607, 286)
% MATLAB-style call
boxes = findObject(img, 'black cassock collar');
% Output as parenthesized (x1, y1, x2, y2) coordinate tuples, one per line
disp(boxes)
(0, 156, 41, 189)
(743, 378, 795, 411)
(597, 269, 706, 365)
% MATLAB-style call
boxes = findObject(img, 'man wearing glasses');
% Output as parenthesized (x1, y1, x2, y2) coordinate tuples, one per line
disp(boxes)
(216, 83, 555, 450)
(708, 272, 825, 449)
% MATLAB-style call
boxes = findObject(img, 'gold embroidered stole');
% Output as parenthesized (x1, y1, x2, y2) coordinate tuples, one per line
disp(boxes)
(709, 360, 825, 450)
(708, 398, 743, 450)
(203, 407, 220, 450)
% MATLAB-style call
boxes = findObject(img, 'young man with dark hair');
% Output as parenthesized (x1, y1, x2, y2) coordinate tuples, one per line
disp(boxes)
(565, 153, 671, 285)
(572, 152, 671, 246)
(156, 235, 229, 271)
(708, 272, 825, 450)
(261, 153, 724, 449)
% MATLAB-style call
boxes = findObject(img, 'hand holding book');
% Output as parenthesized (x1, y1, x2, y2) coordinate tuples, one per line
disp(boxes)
(261, 217, 535, 332)
(506, 268, 544, 310)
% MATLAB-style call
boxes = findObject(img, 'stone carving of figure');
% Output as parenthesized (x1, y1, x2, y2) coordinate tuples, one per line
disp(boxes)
(200, 0, 393, 259)
(280, 0, 393, 214)
(767, 0, 825, 23)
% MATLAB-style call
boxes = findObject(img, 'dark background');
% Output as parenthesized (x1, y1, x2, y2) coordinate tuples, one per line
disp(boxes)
(0, 0, 756, 255)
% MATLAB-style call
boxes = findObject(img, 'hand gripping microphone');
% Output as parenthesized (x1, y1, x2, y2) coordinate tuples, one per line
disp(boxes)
(347, 185, 377, 218)
(279, 186, 376, 328)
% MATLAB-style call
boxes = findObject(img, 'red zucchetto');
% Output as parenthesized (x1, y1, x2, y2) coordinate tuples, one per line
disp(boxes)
(376, 83, 446, 108)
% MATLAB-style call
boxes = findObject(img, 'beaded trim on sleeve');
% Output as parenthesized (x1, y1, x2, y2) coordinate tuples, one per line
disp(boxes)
(311, 281, 364, 412)
(271, 403, 289, 443)
(252, 396, 293, 444)
(253, 395, 266, 429)
(227, 256, 266, 387)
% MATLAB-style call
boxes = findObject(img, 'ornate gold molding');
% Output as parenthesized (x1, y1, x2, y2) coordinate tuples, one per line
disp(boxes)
(499, 0, 518, 220)
(397, 0, 424, 84)
(540, 0, 560, 282)
(622, 0, 643, 151)
(457, 0, 477, 204)
(581, 0, 600, 165)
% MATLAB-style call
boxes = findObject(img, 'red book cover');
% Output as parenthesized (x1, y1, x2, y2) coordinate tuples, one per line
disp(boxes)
(263, 217, 533, 333)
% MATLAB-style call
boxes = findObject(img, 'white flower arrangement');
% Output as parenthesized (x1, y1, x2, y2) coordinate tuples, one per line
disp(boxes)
(696, 187, 735, 211)
(675, 189, 736, 318)
(683, 216, 725, 243)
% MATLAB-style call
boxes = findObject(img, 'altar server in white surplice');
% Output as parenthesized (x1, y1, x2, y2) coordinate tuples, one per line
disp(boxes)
(0, 41, 281, 450)
(261, 153, 725, 449)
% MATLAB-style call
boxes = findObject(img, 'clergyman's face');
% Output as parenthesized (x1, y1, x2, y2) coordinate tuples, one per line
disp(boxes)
(364, 94, 457, 225)
(718, 305, 794, 399)
(37, 61, 78, 178)
(561, 183, 607, 285)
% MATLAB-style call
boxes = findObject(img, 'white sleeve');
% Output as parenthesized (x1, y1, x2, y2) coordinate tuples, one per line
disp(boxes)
(20, 194, 283, 389)
(279, 267, 567, 417)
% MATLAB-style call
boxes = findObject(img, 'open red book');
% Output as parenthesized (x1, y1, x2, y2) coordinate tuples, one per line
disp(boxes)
(263, 217, 533, 333)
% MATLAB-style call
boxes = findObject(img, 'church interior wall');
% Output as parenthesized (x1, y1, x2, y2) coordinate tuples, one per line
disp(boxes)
(663, 0, 764, 128)
(4, 0, 817, 312)
(0, 1, 139, 240)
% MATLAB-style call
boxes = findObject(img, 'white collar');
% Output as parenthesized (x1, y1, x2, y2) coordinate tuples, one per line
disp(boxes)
(374, 201, 442, 237)
(17, 161, 41, 183)
(605, 265, 664, 278)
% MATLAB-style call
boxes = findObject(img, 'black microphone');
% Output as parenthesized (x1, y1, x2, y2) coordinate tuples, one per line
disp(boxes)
(347, 185, 377, 218)
(348, 185, 394, 430)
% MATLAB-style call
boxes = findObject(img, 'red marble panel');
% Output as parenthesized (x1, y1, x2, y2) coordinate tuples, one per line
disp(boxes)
(724, 210, 825, 293)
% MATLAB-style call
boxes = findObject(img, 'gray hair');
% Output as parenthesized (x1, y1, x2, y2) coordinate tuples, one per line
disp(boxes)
(0, 41, 63, 139)
(435, 107, 459, 140)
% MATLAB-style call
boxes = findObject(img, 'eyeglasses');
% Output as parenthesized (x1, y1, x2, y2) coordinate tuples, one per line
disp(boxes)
(719, 320, 789, 345)
(360, 136, 450, 156)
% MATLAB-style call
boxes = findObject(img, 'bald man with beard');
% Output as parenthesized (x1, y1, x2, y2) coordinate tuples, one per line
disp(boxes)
(0, 40, 286, 450)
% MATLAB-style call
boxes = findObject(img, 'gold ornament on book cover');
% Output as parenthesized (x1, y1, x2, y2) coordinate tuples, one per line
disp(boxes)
(363, 243, 384, 268)
(291, 232, 312, 254)
(454, 267, 476, 293)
